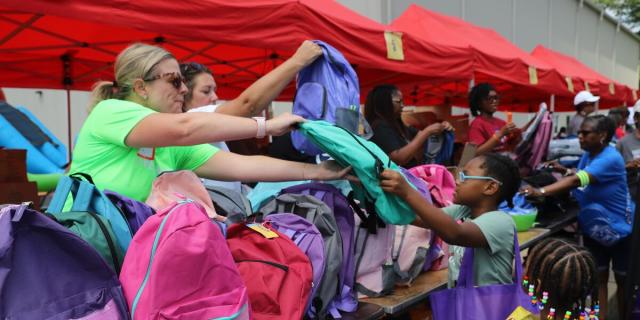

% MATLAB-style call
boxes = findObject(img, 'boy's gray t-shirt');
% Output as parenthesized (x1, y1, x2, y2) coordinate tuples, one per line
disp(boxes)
(442, 204, 516, 288)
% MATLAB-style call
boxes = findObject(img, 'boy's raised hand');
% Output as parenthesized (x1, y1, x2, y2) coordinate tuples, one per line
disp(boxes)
(380, 169, 412, 198)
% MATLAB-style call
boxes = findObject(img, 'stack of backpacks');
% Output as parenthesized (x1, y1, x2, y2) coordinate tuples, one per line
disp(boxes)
(0, 163, 456, 319)
(0, 40, 458, 319)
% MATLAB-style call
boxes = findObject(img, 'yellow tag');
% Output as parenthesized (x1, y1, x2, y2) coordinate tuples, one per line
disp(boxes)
(584, 82, 590, 92)
(247, 223, 279, 239)
(565, 76, 574, 92)
(609, 83, 615, 95)
(384, 31, 405, 61)
(528, 66, 538, 85)
(506, 306, 537, 320)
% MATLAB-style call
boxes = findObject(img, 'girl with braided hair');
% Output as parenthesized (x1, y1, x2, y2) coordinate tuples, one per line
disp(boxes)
(380, 153, 521, 288)
(524, 238, 598, 319)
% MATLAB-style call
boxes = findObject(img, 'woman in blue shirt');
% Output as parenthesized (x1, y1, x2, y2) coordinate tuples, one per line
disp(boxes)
(521, 115, 633, 318)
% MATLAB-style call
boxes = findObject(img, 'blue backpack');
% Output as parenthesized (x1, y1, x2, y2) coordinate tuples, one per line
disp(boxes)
(47, 173, 133, 253)
(423, 131, 454, 165)
(291, 40, 368, 156)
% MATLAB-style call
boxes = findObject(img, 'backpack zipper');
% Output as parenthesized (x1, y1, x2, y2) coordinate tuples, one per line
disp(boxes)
(130, 202, 187, 320)
(236, 259, 289, 272)
(86, 211, 121, 274)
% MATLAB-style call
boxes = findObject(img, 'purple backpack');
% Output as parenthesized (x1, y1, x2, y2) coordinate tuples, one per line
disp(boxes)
(105, 190, 154, 235)
(280, 183, 359, 317)
(0, 204, 128, 319)
(264, 213, 325, 314)
(290, 41, 369, 156)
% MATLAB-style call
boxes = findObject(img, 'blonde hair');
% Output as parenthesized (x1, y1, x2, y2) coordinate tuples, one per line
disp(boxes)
(89, 43, 174, 111)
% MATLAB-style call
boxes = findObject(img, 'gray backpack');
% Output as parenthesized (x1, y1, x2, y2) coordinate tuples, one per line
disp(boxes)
(206, 186, 252, 224)
(259, 193, 343, 319)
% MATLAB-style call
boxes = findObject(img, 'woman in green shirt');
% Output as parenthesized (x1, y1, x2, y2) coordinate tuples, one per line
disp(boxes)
(69, 43, 351, 201)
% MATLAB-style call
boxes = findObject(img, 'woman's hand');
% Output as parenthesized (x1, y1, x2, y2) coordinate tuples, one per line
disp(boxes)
(519, 185, 544, 199)
(499, 122, 517, 138)
(626, 159, 640, 169)
(265, 113, 305, 136)
(380, 169, 412, 199)
(291, 40, 323, 67)
(441, 121, 454, 132)
(305, 160, 356, 181)
(422, 122, 446, 137)
(542, 160, 568, 174)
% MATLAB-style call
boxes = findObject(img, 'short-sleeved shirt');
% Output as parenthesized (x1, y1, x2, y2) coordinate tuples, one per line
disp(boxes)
(69, 99, 218, 201)
(370, 120, 419, 167)
(188, 104, 241, 193)
(469, 116, 507, 152)
(617, 133, 640, 189)
(442, 205, 515, 288)
(573, 146, 632, 221)
(567, 113, 586, 137)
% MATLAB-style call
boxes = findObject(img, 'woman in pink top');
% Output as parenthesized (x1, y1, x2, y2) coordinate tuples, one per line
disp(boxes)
(468, 83, 525, 155)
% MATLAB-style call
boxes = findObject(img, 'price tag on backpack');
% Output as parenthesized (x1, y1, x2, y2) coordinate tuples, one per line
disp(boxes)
(247, 223, 279, 239)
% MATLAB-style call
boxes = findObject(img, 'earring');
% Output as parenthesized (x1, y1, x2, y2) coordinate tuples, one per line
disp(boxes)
(143, 95, 148, 100)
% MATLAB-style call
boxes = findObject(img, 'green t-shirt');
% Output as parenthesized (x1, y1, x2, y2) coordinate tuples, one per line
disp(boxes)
(69, 99, 218, 201)
(442, 204, 515, 288)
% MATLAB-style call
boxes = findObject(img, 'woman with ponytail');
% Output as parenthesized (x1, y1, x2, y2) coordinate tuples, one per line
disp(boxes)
(70, 43, 352, 202)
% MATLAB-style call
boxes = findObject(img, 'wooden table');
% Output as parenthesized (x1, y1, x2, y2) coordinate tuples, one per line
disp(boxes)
(342, 302, 385, 320)
(360, 228, 550, 316)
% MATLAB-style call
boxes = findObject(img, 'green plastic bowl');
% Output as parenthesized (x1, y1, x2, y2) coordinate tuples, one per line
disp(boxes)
(510, 209, 538, 232)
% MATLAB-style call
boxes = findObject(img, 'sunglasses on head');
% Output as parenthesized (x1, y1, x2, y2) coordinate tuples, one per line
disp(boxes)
(180, 61, 209, 74)
(144, 72, 185, 90)
(457, 171, 503, 185)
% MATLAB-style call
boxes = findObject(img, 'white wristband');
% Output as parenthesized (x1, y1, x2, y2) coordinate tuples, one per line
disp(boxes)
(253, 117, 266, 138)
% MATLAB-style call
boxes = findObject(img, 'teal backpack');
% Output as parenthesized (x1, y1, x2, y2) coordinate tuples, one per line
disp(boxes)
(47, 174, 132, 273)
(297, 121, 417, 227)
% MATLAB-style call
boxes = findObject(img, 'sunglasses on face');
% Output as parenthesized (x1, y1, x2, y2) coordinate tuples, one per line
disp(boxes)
(144, 72, 185, 90)
(486, 95, 500, 102)
(457, 171, 503, 185)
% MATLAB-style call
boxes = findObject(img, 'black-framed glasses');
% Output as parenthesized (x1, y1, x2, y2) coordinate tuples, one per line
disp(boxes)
(486, 95, 500, 102)
(144, 72, 185, 90)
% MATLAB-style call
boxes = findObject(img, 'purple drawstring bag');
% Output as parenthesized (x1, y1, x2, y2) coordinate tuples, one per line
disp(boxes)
(430, 231, 538, 320)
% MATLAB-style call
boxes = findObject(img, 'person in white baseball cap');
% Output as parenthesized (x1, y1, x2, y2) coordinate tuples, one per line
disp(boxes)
(568, 90, 599, 136)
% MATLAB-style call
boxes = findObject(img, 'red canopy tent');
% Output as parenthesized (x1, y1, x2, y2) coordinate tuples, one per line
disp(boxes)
(0, 0, 474, 96)
(0, 0, 478, 152)
(391, 4, 573, 111)
(531, 45, 636, 109)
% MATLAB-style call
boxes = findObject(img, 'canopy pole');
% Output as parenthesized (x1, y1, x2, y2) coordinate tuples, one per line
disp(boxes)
(66, 89, 71, 163)
(61, 54, 73, 164)
(550, 94, 555, 113)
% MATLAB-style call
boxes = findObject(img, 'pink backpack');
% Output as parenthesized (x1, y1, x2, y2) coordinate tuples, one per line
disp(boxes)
(408, 165, 455, 207)
(145, 171, 218, 218)
(353, 212, 396, 298)
(408, 164, 456, 271)
(120, 200, 250, 319)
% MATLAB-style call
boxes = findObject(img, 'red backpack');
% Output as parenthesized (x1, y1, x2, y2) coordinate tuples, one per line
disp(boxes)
(227, 223, 313, 320)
